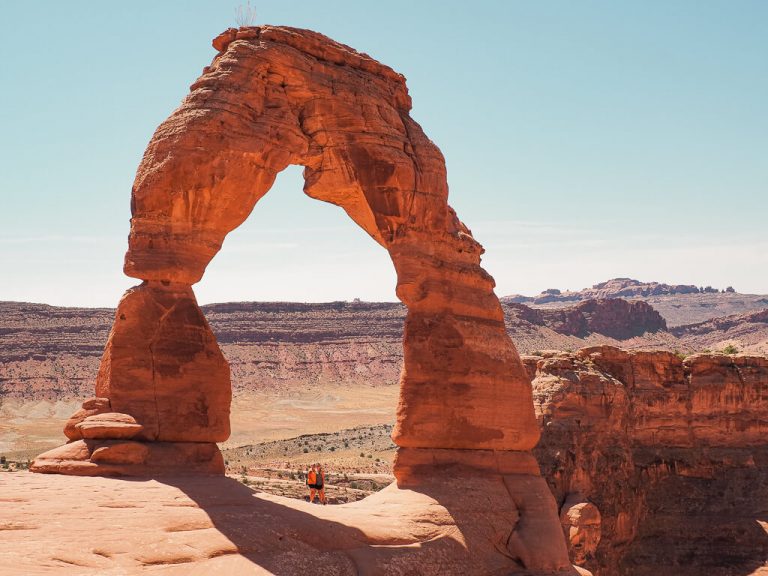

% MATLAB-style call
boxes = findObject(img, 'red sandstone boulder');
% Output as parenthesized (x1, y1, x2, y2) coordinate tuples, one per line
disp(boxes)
(90, 441, 149, 465)
(63, 397, 111, 440)
(75, 413, 144, 440)
(560, 496, 602, 566)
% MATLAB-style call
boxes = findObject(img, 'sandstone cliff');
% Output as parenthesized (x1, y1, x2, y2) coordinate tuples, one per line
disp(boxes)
(504, 298, 666, 339)
(528, 347, 768, 575)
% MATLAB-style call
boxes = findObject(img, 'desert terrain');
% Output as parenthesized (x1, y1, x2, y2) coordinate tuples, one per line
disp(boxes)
(2, 278, 767, 464)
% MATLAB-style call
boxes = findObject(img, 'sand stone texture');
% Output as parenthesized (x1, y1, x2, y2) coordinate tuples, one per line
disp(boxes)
(29, 26, 577, 574)
(528, 347, 768, 575)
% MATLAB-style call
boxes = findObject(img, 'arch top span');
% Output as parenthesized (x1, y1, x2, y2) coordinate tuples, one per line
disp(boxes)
(126, 25, 424, 284)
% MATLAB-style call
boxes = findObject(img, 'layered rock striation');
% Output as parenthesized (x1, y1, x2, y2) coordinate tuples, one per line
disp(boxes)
(529, 347, 768, 575)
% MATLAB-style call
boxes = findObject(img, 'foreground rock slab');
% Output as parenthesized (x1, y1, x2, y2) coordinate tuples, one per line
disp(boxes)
(1, 472, 579, 575)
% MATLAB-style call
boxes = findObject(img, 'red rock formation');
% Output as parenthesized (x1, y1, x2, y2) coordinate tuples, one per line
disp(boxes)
(94, 282, 231, 443)
(116, 25, 538, 453)
(528, 347, 768, 575)
(31, 26, 574, 573)
(505, 298, 667, 339)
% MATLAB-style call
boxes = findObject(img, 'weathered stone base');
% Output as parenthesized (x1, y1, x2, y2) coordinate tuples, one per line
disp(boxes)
(30, 439, 224, 476)
(392, 448, 577, 573)
(4, 471, 583, 575)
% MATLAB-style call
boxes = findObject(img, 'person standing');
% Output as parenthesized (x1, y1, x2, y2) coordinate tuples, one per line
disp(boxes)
(315, 463, 327, 505)
(306, 464, 318, 503)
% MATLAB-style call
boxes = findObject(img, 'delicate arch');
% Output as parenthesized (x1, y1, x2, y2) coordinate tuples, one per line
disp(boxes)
(118, 26, 538, 456)
(31, 27, 574, 573)
(33, 25, 541, 474)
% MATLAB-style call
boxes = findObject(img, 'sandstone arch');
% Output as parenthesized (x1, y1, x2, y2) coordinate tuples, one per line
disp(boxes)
(32, 26, 574, 573)
(106, 25, 538, 456)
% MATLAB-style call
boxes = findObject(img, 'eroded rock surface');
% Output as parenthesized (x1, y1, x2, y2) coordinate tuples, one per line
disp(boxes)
(0, 472, 578, 576)
(529, 347, 768, 575)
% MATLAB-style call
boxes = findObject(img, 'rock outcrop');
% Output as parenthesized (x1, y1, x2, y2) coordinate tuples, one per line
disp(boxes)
(505, 298, 666, 339)
(31, 26, 575, 574)
(528, 347, 768, 575)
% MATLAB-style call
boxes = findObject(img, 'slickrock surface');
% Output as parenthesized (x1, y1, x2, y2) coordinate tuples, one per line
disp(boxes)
(1, 469, 573, 576)
(528, 347, 768, 575)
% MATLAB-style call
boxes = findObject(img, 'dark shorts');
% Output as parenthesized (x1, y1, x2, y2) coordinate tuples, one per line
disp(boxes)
(309, 483, 323, 490)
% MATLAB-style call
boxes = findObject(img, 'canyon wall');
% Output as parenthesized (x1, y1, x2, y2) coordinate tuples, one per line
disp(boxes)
(0, 298, 688, 402)
(528, 347, 768, 575)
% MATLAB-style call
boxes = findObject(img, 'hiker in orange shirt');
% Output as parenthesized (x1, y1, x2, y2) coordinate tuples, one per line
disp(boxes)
(306, 464, 318, 503)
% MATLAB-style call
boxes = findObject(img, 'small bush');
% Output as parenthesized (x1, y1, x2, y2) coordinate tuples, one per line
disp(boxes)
(722, 344, 739, 355)
(303, 447, 309, 453)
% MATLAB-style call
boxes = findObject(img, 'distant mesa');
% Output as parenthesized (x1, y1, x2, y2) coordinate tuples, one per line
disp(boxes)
(503, 277, 739, 304)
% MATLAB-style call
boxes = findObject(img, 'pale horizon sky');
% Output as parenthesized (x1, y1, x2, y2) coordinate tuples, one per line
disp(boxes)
(1, 1, 766, 307)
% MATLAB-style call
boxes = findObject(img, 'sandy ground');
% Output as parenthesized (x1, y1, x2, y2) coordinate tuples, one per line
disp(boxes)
(225, 383, 398, 448)
(0, 385, 398, 462)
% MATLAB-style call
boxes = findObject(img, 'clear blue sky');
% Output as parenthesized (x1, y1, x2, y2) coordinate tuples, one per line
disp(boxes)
(1, 1, 766, 306)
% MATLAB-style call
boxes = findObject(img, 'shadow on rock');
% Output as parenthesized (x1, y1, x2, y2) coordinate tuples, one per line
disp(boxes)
(155, 473, 575, 576)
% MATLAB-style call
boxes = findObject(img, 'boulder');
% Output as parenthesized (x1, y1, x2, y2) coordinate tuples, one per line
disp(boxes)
(75, 413, 144, 440)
